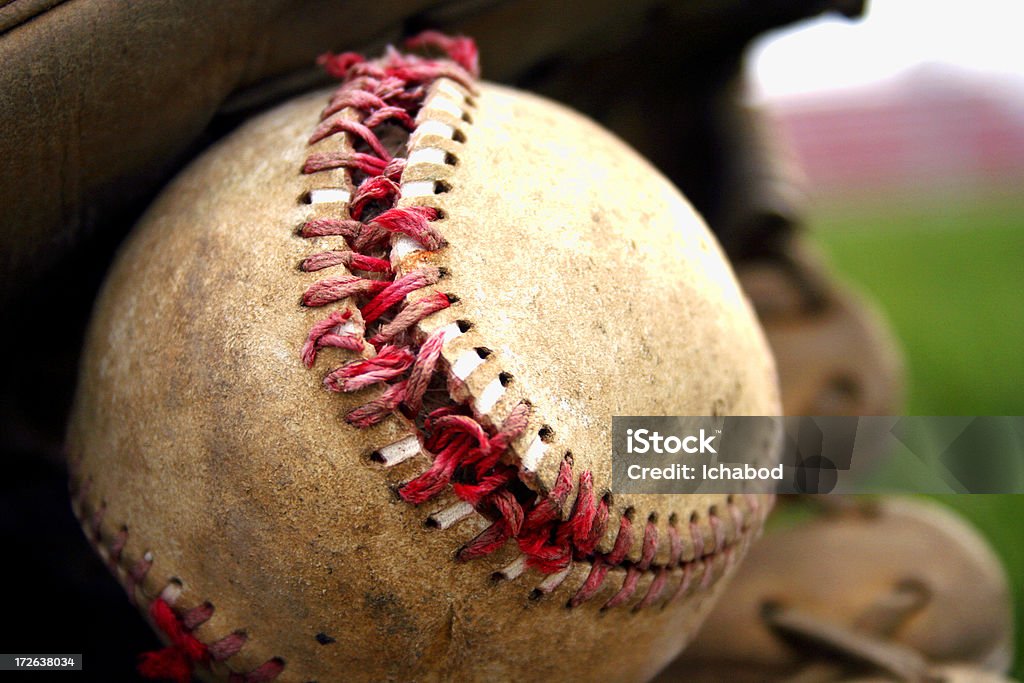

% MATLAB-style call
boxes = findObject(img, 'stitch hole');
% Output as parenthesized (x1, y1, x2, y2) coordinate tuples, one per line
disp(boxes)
(433, 180, 452, 194)
(538, 425, 555, 443)
(709, 505, 719, 518)
(463, 96, 477, 108)
(726, 495, 735, 505)
(623, 506, 636, 521)
(456, 320, 472, 333)
(529, 589, 545, 601)
(432, 207, 448, 220)
(474, 347, 492, 359)
(444, 293, 460, 304)
(648, 512, 658, 524)
(444, 152, 458, 166)
(690, 512, 700, 524)
(316, 633, 336, 645)
(498, 372, 513, 387)
(452, 129, 467, 143)
(437, 266, 450, 278)
(669, 513, 679, 526)
(461, 111, 473, 124)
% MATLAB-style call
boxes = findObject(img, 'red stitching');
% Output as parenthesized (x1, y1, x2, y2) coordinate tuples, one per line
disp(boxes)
(138, 597, 211, 682)
(142, 586, 283, 680)
(299, 34, 763, 612)
(324, 345, 414, 392)
(303, 34, 624, 580)
(301, 309, 365, 368)
(69, 485, 285, 682)
(300, 250, 392, 274)
(371, 206, 445, 250)
(75, 34, 766, 682)
(138, 581, 284, 682)
(359, 267, 441, 323)
(403, 31, 480, 75)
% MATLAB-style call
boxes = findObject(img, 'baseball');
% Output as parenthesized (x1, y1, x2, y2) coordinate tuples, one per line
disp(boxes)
(68, 34, 779, 682)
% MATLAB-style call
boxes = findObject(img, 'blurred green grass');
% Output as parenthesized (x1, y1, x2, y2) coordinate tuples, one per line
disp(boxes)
(809, 191, 1024, 416)
(806, 191, 1024, 674)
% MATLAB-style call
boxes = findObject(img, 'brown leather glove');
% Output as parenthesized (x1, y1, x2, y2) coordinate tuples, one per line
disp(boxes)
(0, 0, 863, 299)
(655, 497, 1015, 681)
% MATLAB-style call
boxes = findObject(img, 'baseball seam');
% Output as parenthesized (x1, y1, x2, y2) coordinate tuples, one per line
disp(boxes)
(69, 473, 762, 682)
(298, 33, 768, 608)
(69, 478, 286, 682)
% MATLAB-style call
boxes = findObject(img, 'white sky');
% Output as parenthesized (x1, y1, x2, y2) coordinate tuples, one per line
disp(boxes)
(749, 0, 1024, 102)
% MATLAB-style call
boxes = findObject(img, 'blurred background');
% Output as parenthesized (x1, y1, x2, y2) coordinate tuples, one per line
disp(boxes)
(750, 0, 1024, 416)
(748, 1, 1023, 673)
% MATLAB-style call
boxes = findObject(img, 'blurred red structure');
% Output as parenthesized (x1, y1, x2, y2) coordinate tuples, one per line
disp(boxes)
(768, 67, 1024, 197)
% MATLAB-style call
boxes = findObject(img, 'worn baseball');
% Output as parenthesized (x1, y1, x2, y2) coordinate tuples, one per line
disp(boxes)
(68, 35, 780, 682)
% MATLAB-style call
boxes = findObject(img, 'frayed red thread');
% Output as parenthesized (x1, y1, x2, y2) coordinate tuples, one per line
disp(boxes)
(568, 515, 635, 608)
(135, 594, 283, 682)
(369, 291, 451, 347)
(310, 118, 391, 159)
(604, 518, 658, 609)
(317, 32, 478, 85)
(300, 217, 362, 239)
(372, 207, 445, 250)
(561, 471, 608, 557)
(301, 35, 468, 359)
(325, 346, 414, 392)
(138, 598, 209, 683)
(403, 31, 480, 78)
(303, 150, 388, 176)
(302, 274, 388, 308)
(349, 176, 400, 219)
(302, 310, 365, 368)
(343, 385, 403, 428)
(301, 33, 617, 582)
(399, 327, 446, 413)
(300, 250, 392, 274)
(302, 34, 717, 606)
(360, 268, 441, 324)
(317, 52, 365, 79)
